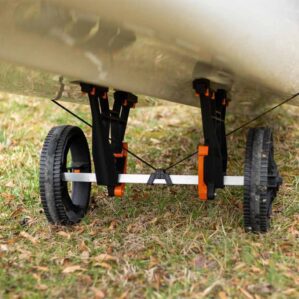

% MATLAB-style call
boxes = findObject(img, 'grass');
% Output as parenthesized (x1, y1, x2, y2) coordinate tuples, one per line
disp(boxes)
(0, 93, 298, 299)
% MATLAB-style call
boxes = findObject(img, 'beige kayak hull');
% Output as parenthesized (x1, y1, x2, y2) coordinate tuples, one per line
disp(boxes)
(0, 0, 298, 110)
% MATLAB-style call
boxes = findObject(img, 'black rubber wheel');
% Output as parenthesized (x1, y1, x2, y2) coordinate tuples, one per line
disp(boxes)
(243, 127, 282, 233)
(39, 125, 91, 225)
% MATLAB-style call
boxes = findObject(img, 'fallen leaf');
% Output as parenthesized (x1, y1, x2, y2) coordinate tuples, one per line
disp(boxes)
(75, 227, 85, 234)
(283, 288, 296, 295)
(106, 246, 113, 255)
(19, 216, 34, 227)
(91, 288, 105, 299)
(193, 254, 207, 269)
(239, 287, 254, 299)
(62, 265, 83, 274)
(10, 207, 24, 218)
(1, 193, 15, 202)
(6, 238, 17, 245)
(5, 181, 14, 188)
(33, 266, 49, 272)
(201, 280, 224, 297)
(218, 291, 228, 299)
(150, 138, 161, 145)
(36, 284, 48, 291)
(126, 223, 143, 233)
(59, 258, 71, 266)
(0, 244, 8, 252)
(94, 254, 118, 262)
(20, 231, 38, 244)
(247, 283, 274, 295)
(151, 236, 165, 248)
(233, 262, 246, 271)
(118, 291, 129, 299)
(79, 274, 93, 286)
(126, 223, 134, 233)
(19, 251, 32, 261)
(148, 256, 160, 269)
(94, 262, 112, 270)
(251, 266, 262, 273)
(79, 240, 90, 252)
(57, 231, 71, 239)
(109, 220, 118, 230)
(148, 217, 158, 225)
(32, 273, 41, 283)
(80, 250, 90, 261)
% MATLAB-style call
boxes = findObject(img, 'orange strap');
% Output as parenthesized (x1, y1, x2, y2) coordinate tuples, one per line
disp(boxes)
(113, 143, 128, 197)
(198, 145, 209, 201)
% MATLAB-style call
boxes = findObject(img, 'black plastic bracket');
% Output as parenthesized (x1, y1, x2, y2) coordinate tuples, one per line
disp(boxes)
(80, 83, 118, 186)
(111, 91, 137, 154)
(215, 89, 228, 174)
(147, 169, 173, 186)
(193, 79, 228, 199)
(80, 83, 137, 194)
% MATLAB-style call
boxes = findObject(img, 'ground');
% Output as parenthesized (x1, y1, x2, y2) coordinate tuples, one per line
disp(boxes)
(0, 94, 298, 299)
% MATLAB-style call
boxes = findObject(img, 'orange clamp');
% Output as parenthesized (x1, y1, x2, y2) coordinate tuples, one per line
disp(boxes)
(195, 89, 212, 98)
(198, 145, 209, 201)
(90, 87, 96, 96)
(211, 92, 215, 100)
(102, 92, 108, 100)
(113, 143, 128, 197)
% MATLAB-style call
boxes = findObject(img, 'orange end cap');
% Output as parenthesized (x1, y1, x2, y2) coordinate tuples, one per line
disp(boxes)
(198, 186, 208, 201)
(198, 145, 209, 156)
(114, 185, 125, 197)
(90, 87, 96, 96)
(198, 145, 209, 201)
(73, 169, 81, 173)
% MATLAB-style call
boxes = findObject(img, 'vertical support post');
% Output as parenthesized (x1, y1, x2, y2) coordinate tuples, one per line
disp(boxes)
(113, 142, 128, 197)
(111, 91, 137, 154)
(215, 89, 228, 174)
(193, 79, 227, 199)
(110, 91, 137, 197)
(80, 83, 137, 197)
(198, 145, 209, 200)
(80, 83, 118, 186)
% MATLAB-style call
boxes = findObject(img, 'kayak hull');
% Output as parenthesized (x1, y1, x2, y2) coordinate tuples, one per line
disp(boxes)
(0, 0, 298, 109)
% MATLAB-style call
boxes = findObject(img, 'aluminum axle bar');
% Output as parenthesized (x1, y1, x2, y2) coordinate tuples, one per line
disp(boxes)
(62, 173, 244, 186)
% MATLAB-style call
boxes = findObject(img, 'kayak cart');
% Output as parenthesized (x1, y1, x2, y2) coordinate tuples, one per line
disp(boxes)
(39, 79, 282, 232)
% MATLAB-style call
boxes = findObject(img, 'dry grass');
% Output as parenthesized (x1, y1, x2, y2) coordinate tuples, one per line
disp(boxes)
(0, 93, 298, 299)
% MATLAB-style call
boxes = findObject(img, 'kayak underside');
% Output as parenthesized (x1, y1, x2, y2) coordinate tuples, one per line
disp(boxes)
(0, 0, 298, 111)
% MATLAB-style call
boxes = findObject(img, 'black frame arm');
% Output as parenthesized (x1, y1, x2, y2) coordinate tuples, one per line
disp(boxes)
(193, 79, 228, 199)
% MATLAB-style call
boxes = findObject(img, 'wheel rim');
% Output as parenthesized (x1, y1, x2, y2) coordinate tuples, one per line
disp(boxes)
(244, 128, 282, 233)
(61, 133, 91, 220)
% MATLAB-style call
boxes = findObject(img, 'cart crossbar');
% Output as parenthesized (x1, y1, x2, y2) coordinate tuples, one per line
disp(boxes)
(62, 173, 244, 186)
